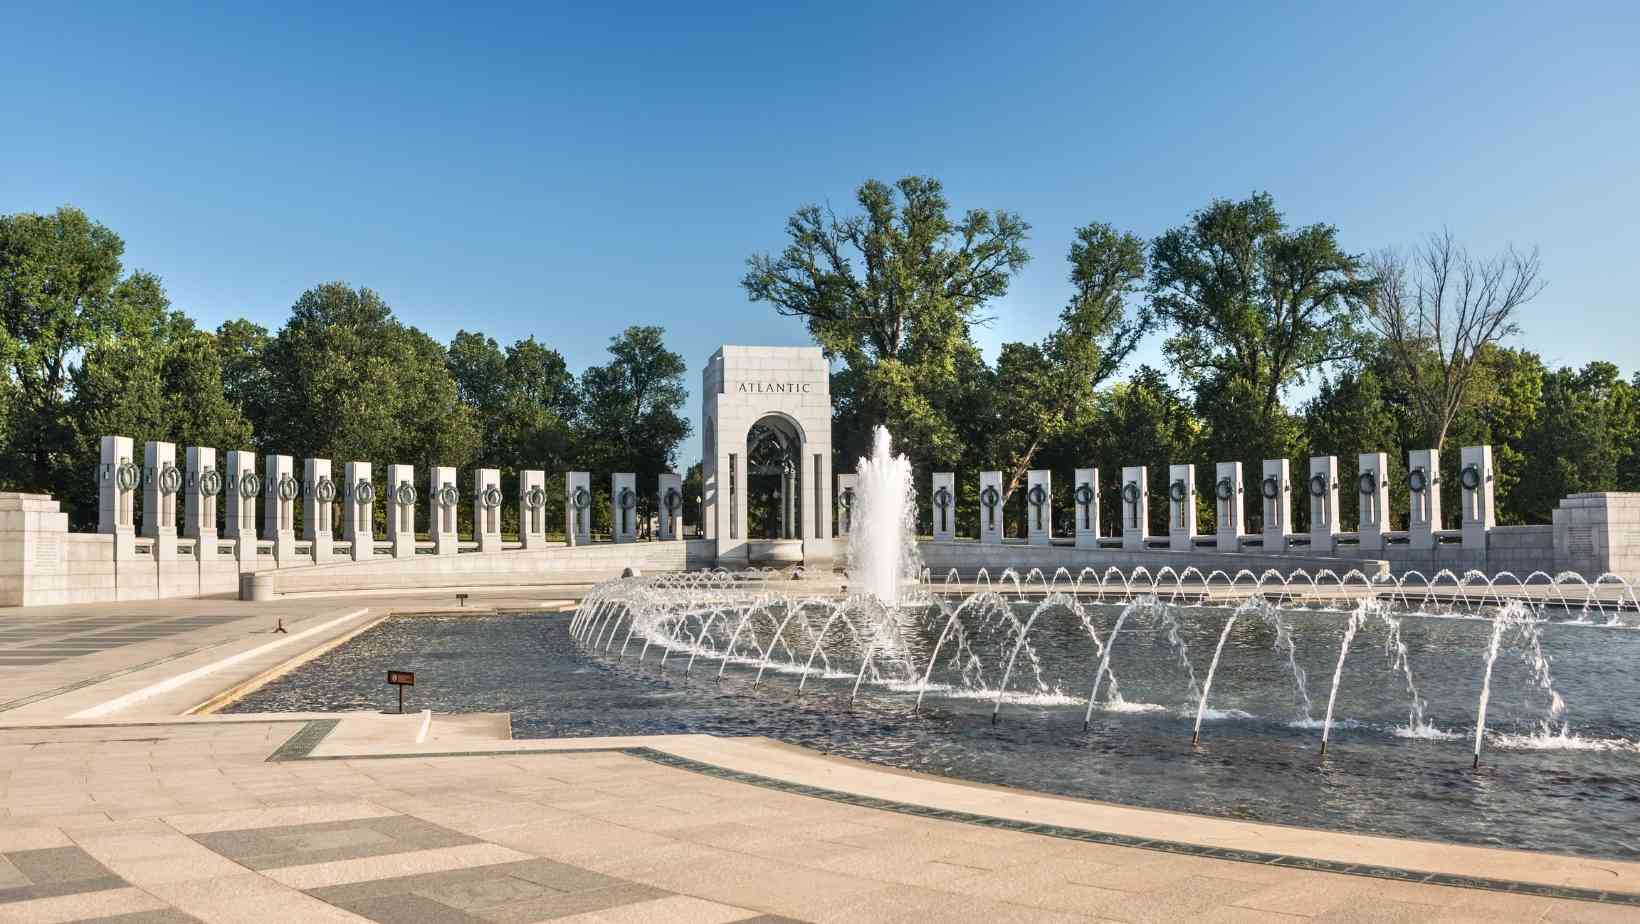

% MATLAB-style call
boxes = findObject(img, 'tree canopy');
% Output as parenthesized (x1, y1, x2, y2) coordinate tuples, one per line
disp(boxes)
(743, 176, 1030, 467)
(6, 193, 1628, 537)
(0, 206, 699, 533)
(738, 181, 1609, 533)
(1149, 192, 1374, 460)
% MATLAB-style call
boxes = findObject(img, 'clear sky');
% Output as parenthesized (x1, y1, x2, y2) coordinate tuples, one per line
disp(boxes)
(5, 2, 1636, 467)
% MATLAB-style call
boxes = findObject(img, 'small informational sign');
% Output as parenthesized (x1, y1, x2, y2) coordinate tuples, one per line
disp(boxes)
(387, 669, 415, 713)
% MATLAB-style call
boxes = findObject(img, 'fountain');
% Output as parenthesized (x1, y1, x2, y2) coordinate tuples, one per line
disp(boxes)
(574, 563, 1634, 757)
(552, 562, 1640, 856)
(845, 425, 921, 608)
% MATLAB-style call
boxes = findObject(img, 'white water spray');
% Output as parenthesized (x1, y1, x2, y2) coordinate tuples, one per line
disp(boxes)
(1320, 599, 1372, 756)
(1192, 609, 1242, 744)
(845, 426, 921, 608)
(1473, 600, 1567, 767)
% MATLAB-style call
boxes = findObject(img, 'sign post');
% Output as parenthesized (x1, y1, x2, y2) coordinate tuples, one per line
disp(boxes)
(387, 670, 415, 714)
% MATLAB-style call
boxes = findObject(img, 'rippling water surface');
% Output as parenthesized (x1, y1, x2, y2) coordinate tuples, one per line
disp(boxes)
(229, 610, 1640, 860)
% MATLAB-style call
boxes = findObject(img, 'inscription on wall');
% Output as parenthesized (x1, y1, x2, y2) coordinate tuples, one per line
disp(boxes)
(735, 382, 813, 394)
(1568, 527, 1595, 557)
(32, 535, 61, 572)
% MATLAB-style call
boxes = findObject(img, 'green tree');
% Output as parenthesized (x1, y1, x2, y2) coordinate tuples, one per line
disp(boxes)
(1303, 357, 1408, 531)
(743, 176, 1029, 467)
(216, 318, 272, 434)
(447, 331, 579, 535)
(1443, 346, 1544, 524)
(256, 283, 478, 470)
(1516, 362, 1636, 522)
(448, 331, 578, 470)
(1149, 193, 1374, 461)
(67, 303, 253, 528)
(991, 223, 1149, 499)
(575, 326, 691, 535)
(1079, 367, 1204, 535)
(0, 206, 127, 491)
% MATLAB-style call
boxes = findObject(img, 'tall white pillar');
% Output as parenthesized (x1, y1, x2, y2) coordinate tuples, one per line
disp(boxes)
(1167, 463, 1196, 552)
(1460, 445, 1496, 551)
(657, 472, 683, 541)
(836, 473, 860, 538)
(184, 446, 219, 560)
(430, 466, 459, 554)
(565, 471, 592, 546)
(1308, 456, 1339, 555)
(977, 471, 1004, 545)
(223, 450, 258, 573)
(343, 462, 374, 562)
(1073, 467, 1100, 548)
(1357, 452, 1390, 551)
(780, 469, 794, 540)
(930, 473, 956, 541)
(805, 445, 834, 565)
(97, 436, 138, 547)
(1214, 462, 1244, 551)
(304, 457, 335, 563)
(263, 454, 297, 565)
(519, 469, 549, 549)
(1407, 448, 1441, 551)
(387, 464, 416, 558)
(611, 473, 637, 543)
(1120, 465, 1148, 551)
(142, 441, 180, 562)
(1261, 459, 1291, 554)
(475, 467, 504, 552)
(1026, 470, 1052, 546)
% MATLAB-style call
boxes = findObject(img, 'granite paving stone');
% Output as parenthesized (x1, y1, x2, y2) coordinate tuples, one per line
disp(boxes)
(328, 891, 492, 924)
(78, 911, 204, 924)
(476, 880, 672, 923)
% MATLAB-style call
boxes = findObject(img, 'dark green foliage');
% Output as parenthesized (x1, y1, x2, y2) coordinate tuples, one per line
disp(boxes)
(6, 193, 1632, 539)
(574, 326, 691, 536)
(743, 176, 1029, 470)
(1, 208, 696, 531)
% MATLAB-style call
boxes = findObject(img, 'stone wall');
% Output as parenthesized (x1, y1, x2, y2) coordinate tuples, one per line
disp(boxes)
(0, 491, 711, 607)
(1553, 493, 1640, 579)
(9, 488, 1640, 608)
(242, 539, 716, 600)
(1352, 525, 1556, 577)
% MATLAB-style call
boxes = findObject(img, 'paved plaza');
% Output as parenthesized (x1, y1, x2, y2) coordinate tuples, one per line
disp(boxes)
(2, 592, 1637, 923)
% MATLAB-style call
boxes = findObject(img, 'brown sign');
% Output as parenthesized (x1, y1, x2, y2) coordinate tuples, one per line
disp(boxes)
(387, 670, 415, 686)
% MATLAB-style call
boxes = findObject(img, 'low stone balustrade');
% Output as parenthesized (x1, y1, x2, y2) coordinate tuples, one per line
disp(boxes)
(924, 445, 1636, 581)
(0, 436, 690, 606)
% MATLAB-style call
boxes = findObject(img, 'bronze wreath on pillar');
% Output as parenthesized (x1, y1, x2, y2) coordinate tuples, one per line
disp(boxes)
(1459, 464, 1482, 492)
(1357, 470, 1377, 497)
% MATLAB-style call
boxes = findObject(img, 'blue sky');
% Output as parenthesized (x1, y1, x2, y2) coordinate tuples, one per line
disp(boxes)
(5, 2, 1637, 466)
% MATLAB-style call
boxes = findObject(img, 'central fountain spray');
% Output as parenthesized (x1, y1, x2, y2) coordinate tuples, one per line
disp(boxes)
(846, 426, 921, 609)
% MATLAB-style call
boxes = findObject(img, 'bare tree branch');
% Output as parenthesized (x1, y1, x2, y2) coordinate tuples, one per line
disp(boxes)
(1366, 230, 1543, 449)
